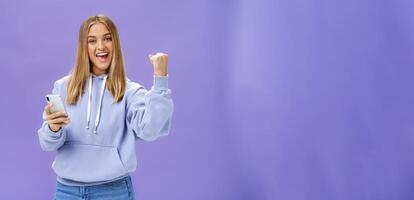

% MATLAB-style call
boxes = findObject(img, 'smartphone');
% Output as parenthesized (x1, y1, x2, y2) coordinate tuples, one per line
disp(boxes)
(45, 94, 66, 113)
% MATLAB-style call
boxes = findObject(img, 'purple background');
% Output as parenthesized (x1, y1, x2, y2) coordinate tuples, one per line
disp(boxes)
(1, 0, 414, 199)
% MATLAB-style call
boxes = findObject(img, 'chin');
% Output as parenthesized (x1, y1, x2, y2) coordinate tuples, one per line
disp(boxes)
(91, 63, 110, 74)
(99, 65, 110, 71)
(98, 66, 110, 73)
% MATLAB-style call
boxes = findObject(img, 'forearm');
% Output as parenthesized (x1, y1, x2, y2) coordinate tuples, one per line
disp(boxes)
(129, 76, 173, 141)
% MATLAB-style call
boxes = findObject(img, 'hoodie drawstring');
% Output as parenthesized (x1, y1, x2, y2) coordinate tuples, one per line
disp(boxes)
(86, 74, 107, 134)
(86, 76, 93, 130)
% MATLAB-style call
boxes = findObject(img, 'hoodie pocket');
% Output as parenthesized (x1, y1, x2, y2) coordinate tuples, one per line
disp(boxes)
(52, 142, 127, 183)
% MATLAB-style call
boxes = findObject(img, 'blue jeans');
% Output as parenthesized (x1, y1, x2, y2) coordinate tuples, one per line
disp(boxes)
(54, 176, 135, 200)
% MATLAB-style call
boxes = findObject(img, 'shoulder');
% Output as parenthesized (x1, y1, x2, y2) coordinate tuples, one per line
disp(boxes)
(54, 75, 70, 87)
(52, 75, 70, 94)
(124, 78, 147, 99)
(126, 78, 145, 92)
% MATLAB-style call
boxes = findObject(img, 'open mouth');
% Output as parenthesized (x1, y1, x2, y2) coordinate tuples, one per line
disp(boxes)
(96, 52, 109, 62)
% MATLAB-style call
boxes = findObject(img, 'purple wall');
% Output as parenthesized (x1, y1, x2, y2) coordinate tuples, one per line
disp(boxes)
(1, 0, 414, 199)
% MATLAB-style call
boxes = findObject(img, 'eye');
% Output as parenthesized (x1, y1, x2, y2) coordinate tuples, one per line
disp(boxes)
(104, 37, 112, 42)
(88, 39, 96, 44)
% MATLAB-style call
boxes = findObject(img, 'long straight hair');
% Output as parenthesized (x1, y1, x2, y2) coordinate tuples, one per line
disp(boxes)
(66, 14, 126, 105)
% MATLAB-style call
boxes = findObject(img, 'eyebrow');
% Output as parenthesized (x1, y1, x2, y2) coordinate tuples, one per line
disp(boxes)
(87, 33, 112, 38)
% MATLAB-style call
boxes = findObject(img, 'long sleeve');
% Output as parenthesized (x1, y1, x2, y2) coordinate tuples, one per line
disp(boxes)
(37, 80, 67, 151)
(126, 76, 174, 141)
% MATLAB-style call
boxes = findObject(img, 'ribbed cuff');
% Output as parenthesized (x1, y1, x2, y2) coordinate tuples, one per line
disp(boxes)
(47, 125, 63, 138)
(153, 75, 169, 90)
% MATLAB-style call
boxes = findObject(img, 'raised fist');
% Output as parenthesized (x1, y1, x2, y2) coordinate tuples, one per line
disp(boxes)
(149, 52, 168, 76)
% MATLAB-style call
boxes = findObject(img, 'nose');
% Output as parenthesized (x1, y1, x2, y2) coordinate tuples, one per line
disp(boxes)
(97, 39, 104, 50)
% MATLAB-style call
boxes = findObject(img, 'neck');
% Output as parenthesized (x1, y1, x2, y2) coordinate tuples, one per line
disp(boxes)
(91, 67, 108, 76)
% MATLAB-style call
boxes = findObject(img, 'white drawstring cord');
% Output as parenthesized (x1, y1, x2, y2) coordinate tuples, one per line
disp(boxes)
(86, 74, 107, 134)
(94, 75, 107, 134)
(86, 75, 93, 129)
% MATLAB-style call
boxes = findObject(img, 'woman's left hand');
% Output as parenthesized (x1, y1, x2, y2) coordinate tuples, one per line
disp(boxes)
(149, 52, 168, 76)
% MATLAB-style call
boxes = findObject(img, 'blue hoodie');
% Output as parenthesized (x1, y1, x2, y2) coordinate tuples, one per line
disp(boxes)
(37, 74, 173, 186)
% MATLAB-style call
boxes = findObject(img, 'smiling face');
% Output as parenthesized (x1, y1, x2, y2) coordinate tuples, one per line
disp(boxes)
(87, 22, 113, 75)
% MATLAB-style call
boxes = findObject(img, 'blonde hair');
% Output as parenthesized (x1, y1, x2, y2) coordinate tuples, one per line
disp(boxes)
(66, 14, 126, 105)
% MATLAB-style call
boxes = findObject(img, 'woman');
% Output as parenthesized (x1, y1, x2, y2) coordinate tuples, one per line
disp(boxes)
(37, 14, 173, 200)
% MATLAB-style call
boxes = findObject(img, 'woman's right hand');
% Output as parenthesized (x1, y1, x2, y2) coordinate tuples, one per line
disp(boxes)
(44, 103, 70, 132)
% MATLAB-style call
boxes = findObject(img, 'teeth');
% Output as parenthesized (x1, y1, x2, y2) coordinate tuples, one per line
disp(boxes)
(96, 52, 108, 57)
